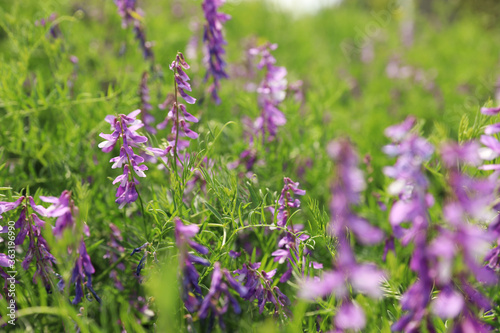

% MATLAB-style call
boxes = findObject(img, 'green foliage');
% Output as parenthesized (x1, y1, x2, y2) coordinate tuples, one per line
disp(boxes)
(0, 0, 499, 331)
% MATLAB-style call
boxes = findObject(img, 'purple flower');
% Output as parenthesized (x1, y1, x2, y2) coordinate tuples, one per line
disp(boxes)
(249, 43, 287, 142)
(270, 177, 305, 227)
(328, 139, 384, 244)
(70, 240, 97, 304)
(478, 105, 500, 169)
(40, 190, 76, 236)
(155, 53, 198, 158)
(35, 13, 61, 39)
(5, 197, 58, 289)
(41, 191, 99, 303)
(299, 140, 384, 332)
(383, 117, 434, 245)
(198, 262, 246, 329)
(114, 0, 154, 60)
(335, 301, 366, 331)
(99, 110, 148, 208)
(175, 218, 210, 312)
(233, 262, 290, 314)
(133, 22, 154, 61)
(114, 0, 136, 28)
(0, 196, 24, 219)
(202, 0, 231, 104)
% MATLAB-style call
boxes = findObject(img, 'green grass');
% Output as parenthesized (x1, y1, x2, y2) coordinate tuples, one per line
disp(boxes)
(0, 0, 499, 331)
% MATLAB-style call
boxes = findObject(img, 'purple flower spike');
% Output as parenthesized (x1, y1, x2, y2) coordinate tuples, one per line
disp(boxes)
(114, 0, 154, 60)
(299, 140, 384, 332)
(175, 218, 211, 312)
(198, 262, 246, 329)
(202, 0, 231, 104)
(99, 110, 148, 208)
(249, 43, 287, 142)
(156, 53, 199, 157)
(233, 262, 290, 315)
(329, 139, 384, 244)
(270, 177, 305, 227)
(70, 241, 96, 304)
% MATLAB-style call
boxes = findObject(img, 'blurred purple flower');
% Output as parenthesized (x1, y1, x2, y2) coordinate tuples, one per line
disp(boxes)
(175, 218, 210, 312)
(249, 43, 287, 142)
(300, 139, 384, 332)
(202, 0, 231, 104)
(198, 262, 246, 329)
(233, 262, 290, 314)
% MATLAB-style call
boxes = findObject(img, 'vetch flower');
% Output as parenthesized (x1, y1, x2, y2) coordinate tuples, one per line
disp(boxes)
(99, 110, 148, 208)
(270, 177, 305, 227)
(155, 53, 199, 163)
(114, 0, 154, 60)
(249, 43, 287, 142)
(300, 139, 384, 332)
(175, 218, 210, 312)
(233, 262, 290, 315)
(198, 262, 246, 330)
(202, 0, 231, 104)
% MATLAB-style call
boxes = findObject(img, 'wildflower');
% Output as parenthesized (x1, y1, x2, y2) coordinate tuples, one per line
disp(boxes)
(198, 262, 246, 329)
(7, 196, 57, 289)
(175, 218, 210, 312)
(35, 13, 61, 39)
(41, 191, 99, 304)
(270, 177, 305, 227)
(133, 22, 154, 61)
(155, 53, 198, 158)
(114, 0, 154, 60)
(99, 110, 148, 208)
(202, 0, 231, 104)
(300, 139, 384, 332)
(233, 262, 290, 314)
(249, 43, 287, 142)
(0, 196, 24, 219)
(114, 0, 137, 28)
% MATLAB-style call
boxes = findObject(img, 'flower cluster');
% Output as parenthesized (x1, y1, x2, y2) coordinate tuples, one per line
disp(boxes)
(268, 177, 321, 283)
(35, 13, 62, 39)
(270, 177, 305, 227)
(0, 196, 57, 290)
(0, 192, 97, 304)
(383, 118, 435, 330)
(41, 191, 99, 304)
(300, 139, 385, 332)
(384, 118, 496, 331)
(154, 53, 198, 157)
(175, 218, 209, 312)
(198, 262, 246, 330)
(114, 0, 154, 60)
(202, 0, 231, 104)
(99, 110, 148, 208)
(233, 262, 290, 314)
(249, 43, 287, 142)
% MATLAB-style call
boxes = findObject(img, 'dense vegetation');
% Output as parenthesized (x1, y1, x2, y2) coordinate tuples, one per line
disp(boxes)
(0, 0, 500, 332)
